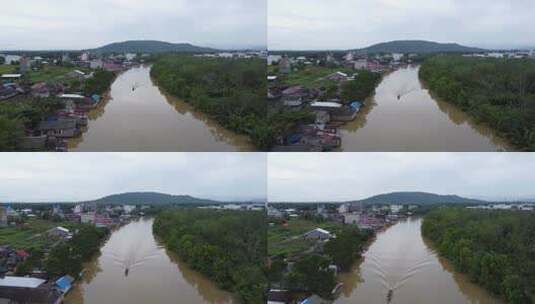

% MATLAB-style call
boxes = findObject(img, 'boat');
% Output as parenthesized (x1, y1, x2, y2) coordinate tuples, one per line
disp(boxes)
(387, 289, 393, 303)
(125, 268, 129, 276)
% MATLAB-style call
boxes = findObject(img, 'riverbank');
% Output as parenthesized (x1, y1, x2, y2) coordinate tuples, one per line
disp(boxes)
(419, 55, 535, 151)
(150, 54, 268, 150)
(335, 217, 503, 304)
(69, 65, 253, 151)
(339, 65, 512, 151)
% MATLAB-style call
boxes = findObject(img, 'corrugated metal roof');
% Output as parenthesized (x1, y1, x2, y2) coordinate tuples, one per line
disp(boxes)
(0, 276, 46, 288)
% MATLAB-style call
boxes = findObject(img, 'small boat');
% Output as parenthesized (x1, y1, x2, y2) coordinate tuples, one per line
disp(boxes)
(387, 289, 393, 303)
(397, 95, 401, 100)
(125, 268, 129, 276)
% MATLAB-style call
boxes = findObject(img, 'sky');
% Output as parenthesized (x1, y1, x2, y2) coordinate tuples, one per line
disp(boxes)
(0, 0, 266, 50)
(0, 153, 267, 203)
(268, 153, 535, 202)
(269, 0, 535, 50)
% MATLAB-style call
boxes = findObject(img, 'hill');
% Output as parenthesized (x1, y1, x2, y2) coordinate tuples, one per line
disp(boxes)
(354, 191, 486, 205)
(356, 40, 486, 54)
(91, 40, 217, 54)
(88, 192, 221, 205)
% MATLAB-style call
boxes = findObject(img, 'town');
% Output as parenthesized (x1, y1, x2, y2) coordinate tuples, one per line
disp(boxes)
(0, 201, 156, 303)
(267, 48, 535, 151)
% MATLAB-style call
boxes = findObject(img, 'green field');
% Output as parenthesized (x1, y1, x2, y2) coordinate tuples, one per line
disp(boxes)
(268, 218, 343, 257)
(27, 65, 90, 83)
(0, 219, 80, 250)
(278, 66, 354, 88)
(0, 65, 16, 74)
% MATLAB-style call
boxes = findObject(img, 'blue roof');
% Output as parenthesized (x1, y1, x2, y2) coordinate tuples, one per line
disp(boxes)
(55, 275, 74, 293)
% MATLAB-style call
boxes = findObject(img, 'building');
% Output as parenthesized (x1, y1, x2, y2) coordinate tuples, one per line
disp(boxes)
(0, 206, 7, 227)
(0, 276, 61, 304)
(90, 59, 104, 69)
(81, 212, 96, 224)
(279, 55, 291, 74)
(47, 226, 71, 239)
(19, 57, 31, 73)
(303, 228, 333, 240)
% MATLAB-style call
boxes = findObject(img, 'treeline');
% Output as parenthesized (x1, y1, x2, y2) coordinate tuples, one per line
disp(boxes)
(83, 69, 116, 96)
(341, 70, 382, 103)
(0, 98, 64, 151)
(153, 208, 267, 304)
(44, 225, 108, 277)
(150, 55, 271, 149)
(419, 55, 535, 150)
(422, 208, 535, 303)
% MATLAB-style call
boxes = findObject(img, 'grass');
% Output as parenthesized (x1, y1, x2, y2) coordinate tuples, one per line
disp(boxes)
(279, 65, 354, 88)
(268, 218, 343, 257)
(0, 65, 16, 74)
(27, 65, 89, 83)
(0, 218, 81, 250)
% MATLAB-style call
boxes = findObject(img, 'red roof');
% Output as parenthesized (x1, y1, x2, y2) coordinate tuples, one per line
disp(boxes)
(16, 250, 30, 258)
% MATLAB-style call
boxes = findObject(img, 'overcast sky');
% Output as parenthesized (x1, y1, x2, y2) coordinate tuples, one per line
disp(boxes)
(0, 0, 266, 50)
(0, 153, 266, 203)
(268, 153, 535, 202)
(269, 0, 535, 50)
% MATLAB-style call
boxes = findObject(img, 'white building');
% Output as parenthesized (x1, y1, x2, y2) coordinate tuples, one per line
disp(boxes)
(303, 228, 333, 240)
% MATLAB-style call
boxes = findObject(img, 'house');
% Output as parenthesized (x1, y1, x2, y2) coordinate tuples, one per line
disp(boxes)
(354, 59, 368, 70)
(299, 294, 331, 304)
(1, 74, 22, 80)
(279, 55, 291, 74)
(38, 118, 80, 138)
(326, 71, 348, 82)
(81, 212, 96, 224)
(268, 289, 291, 304)
(90, 59, 104, 69)
(0, 276, 61, 304)
(55, 275, 74, 294)
(19, 57, 31, 73)
(267, 55, 282, 65)
(0, 207, 7, 227)
(67, 70, 86, 79)
(344, 213, 361, 225)
(47, 226, 71, 239)
(303, 228, 333, 240)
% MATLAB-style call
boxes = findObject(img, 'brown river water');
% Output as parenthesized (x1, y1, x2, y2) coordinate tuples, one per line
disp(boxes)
(340, 66, 513, 151)
(335, 217, 503, 304)
(69, 65, 253, 151)
(64, 218, 236, 304)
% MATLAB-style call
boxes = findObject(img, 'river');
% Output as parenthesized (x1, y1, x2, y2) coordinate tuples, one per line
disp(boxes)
(69, 65, 253, 151)
(339, 66, 512, 151)
(64, 218, 236, 304)
(335, 217, 502, 304)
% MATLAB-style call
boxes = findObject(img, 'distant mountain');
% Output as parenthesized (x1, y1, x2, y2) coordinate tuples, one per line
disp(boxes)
(356, 40, 486, 54)
(91, 40, 217, 54)
(353, 192, 486, 205)
(88, 192, 221, 205)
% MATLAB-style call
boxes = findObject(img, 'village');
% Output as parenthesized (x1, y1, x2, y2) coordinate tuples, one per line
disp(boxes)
(266, 201, 421, 304)
(0, 202, 153, 303)
(267, 49, 535, 152)
(0, 51, 145, 151)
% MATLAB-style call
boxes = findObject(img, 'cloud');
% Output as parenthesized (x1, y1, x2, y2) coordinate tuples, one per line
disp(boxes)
(0, 153, 267, 202)
(0, 0, 266, 50)
(267, 153, 535, 202)
(268, 0, 535, 50)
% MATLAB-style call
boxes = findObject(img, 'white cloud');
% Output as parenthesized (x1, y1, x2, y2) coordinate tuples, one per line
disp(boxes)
(268, 0, 535, 50)
(0, 153, 267, 202)
(267, 153, 535, 202)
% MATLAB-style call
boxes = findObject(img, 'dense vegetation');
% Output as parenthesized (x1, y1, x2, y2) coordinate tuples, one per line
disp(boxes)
(341, 70, 381, 103)
(153, 208, 267, 304)
(422, 208, 535, 303)
(151, 55, 271, 149)
(83, 69, 115, 96)
(324, 226, 372, 271)
(44, 225, 108, 277)
(420, 55, 535, 150)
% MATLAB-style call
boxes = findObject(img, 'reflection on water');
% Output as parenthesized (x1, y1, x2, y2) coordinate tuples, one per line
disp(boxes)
(340, 66, 513, 151)
(64, 218, 235, 304)
(69, 65, 253, 151)
(335, 218, 503, 304)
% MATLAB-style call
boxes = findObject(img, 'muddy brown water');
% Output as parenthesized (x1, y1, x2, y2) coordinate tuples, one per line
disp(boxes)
(335, 217, 503, 304)
(339, 66, 513, 151)
(64, 218, 236, 304)
(69, 65, 253, 151)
